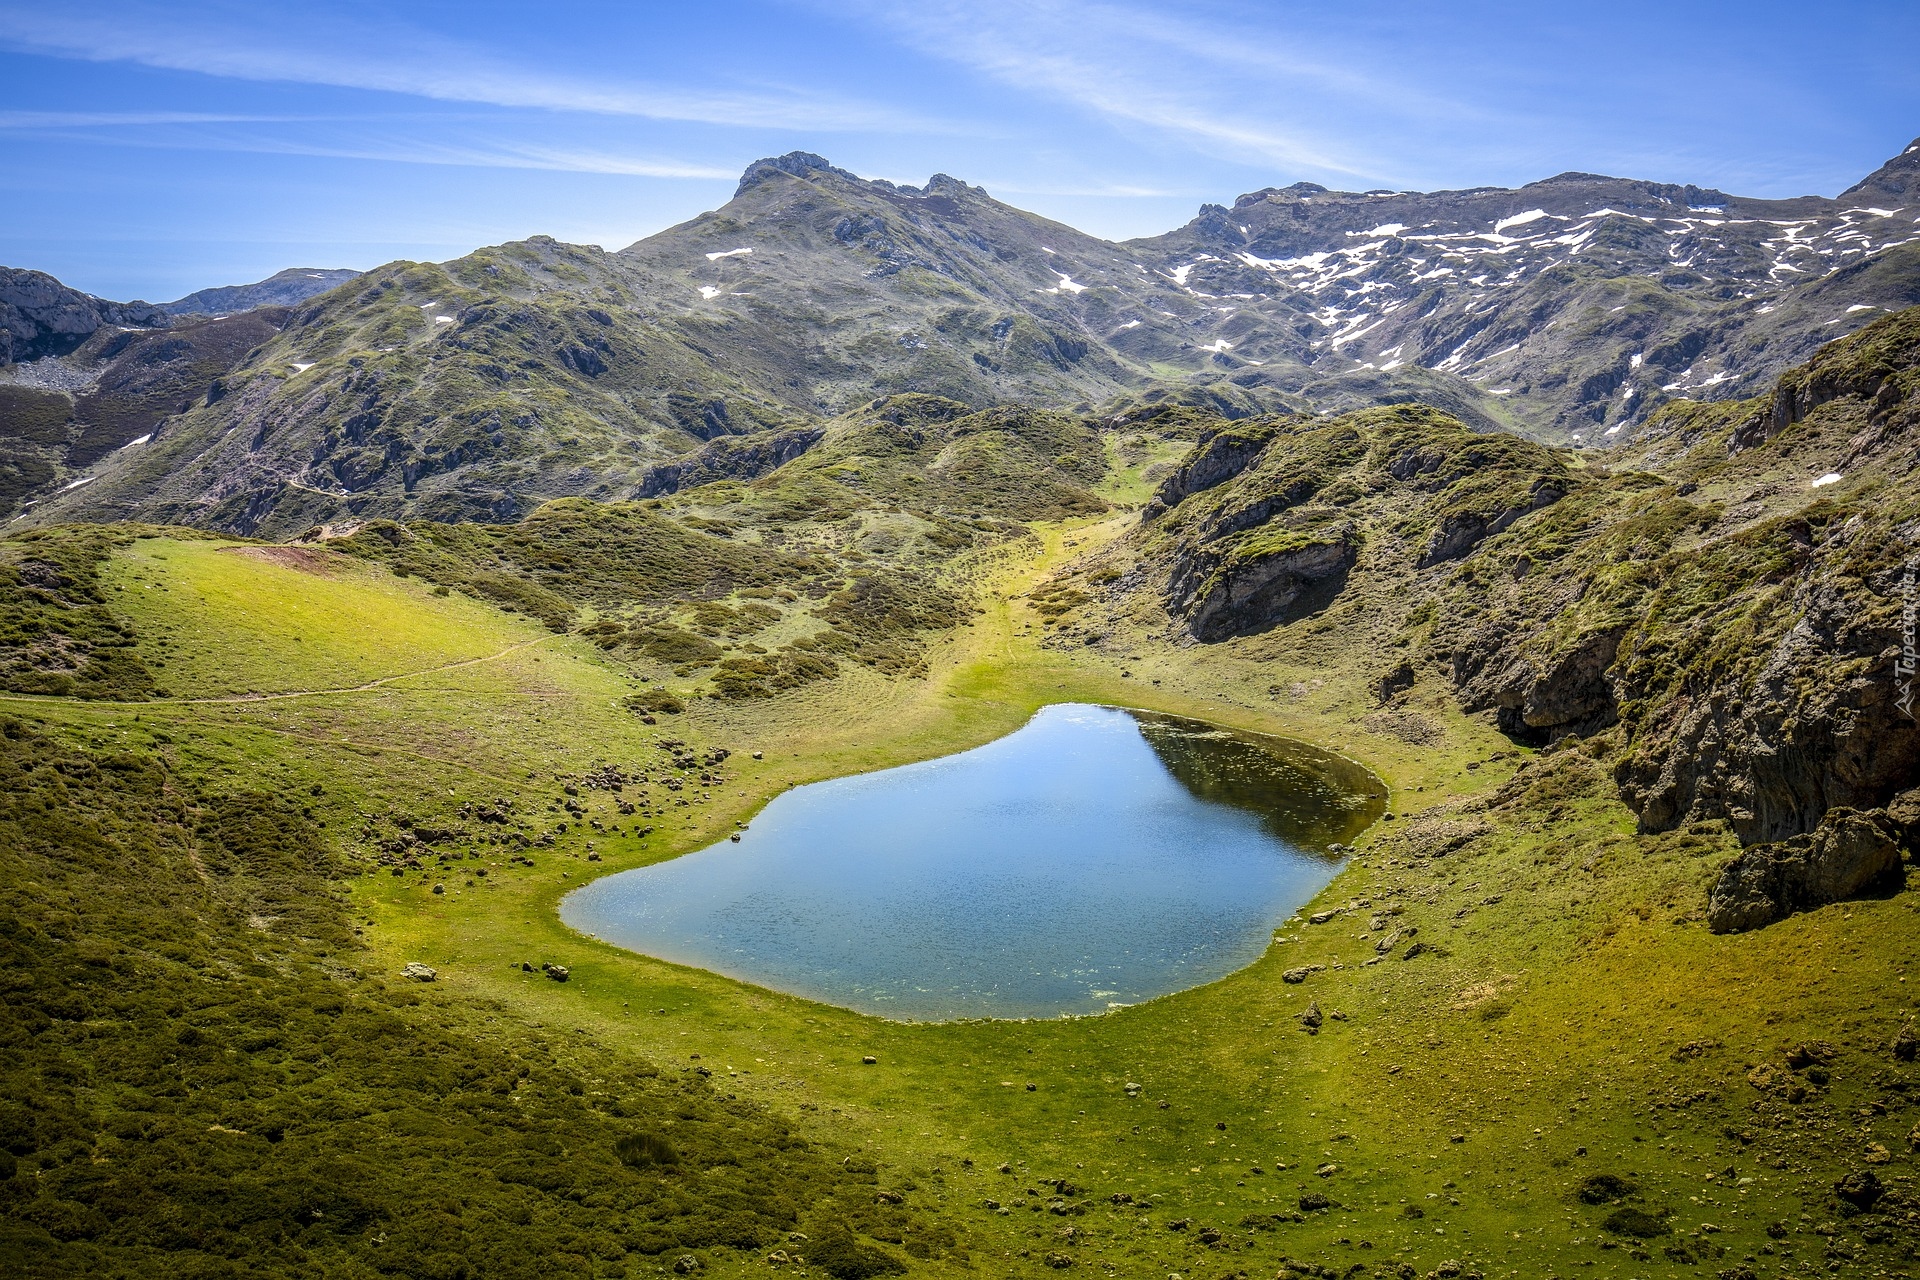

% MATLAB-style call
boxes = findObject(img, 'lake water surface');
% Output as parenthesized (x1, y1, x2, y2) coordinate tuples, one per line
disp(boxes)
(562, 704, 1382, 1021)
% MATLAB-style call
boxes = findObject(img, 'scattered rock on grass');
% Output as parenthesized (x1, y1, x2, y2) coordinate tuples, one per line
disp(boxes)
(1834, 1169, 1884, 1211)
(1601, 1206, 1670, 1238)
(1576, 1174, 1637, 1204)
(1785, 1040, 1837, 1069)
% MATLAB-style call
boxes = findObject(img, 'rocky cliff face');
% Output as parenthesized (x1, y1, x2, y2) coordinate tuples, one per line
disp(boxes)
(1429, 309, 1920, 842)
(1130, 307, 1920, 929)
(0, 268, 169, 365)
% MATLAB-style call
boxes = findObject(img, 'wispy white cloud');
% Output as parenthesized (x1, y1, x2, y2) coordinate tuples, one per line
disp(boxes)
(983, 181, 1198, 199)
(0, 113, 738, 179)
(816, 0, 1491, 182)
(0, 4, 941, 133)
(227, 136, 739, 179)
(0, 109, 294, 128)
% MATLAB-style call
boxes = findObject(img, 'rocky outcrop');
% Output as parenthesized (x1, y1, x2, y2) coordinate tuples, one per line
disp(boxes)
(1149, 420, 1281, 509)
(1146, 407, 1580, 647)
(636, 425, 825, 497)
(1731, 303, 1919, 452)
(1613, 575, 1920, 843)
(1453, 625, 1626, 744)
(1706, 808, 1905, 933)
(1417, 477, 1569, 567)
(733, 150, 861, 197)
(1840, 135, 1920, 203)
(1174, 524, 1358, 641)
(1886, 787, 1920, 848)
(1428, 307, 1920, 890)
(1, 268, 169, 365)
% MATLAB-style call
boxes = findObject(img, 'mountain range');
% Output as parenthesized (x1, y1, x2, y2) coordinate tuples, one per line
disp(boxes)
(4, 139, 1918, 533)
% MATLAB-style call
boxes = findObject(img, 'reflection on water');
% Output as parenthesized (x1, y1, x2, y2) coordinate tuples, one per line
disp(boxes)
(1130, 710, 1382, 848)
(562, 704, 1383, 1021)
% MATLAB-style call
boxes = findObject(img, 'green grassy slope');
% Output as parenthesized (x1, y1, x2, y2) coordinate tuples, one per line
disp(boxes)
(0, 512, 1912, 1280)
(2, 313, 1918, 1279)
(0, 712, 923, 1280)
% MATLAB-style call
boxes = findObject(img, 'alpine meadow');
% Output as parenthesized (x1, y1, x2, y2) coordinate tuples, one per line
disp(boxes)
(2, 10, 1919, 1280)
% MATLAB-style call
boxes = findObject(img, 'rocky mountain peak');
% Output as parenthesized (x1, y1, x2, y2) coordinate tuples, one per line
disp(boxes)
(733, 150, 860, 197)
(922, 172, 983, 197)
(1229, 182, 1329, 210)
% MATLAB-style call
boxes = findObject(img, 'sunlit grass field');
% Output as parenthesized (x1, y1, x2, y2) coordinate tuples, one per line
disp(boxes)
(9, 523, 1914, 1280)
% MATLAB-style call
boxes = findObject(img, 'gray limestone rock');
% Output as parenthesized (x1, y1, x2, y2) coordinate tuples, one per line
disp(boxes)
(1707, 808, 1904, 932)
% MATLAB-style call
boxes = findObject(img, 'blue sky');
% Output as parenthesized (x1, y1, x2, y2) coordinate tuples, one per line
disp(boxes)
(2, 0, 1914, 302)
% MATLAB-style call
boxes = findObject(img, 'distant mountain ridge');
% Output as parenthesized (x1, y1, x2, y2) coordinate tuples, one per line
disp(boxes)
(8, 138, 1920, 533)
(163, 267, 361, 316)
(1134, 138, 1920, 438)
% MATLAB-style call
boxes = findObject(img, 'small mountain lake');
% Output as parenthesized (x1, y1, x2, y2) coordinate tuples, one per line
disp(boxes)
(562, 704, 1384, 1021)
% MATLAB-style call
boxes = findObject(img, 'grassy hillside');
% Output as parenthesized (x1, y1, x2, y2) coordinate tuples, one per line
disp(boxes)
(0, 509, 1912, 1280)
(1, 313, 1917, 1279)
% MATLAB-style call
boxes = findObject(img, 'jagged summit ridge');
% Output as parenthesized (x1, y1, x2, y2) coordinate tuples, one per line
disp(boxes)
(732, 150, 988, 202)
(1136, 135, 1920, 438)
(733, 150, 859, 197)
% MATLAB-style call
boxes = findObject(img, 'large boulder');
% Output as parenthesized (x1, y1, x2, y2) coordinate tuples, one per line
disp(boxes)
(1706, 808, 1904, 933)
